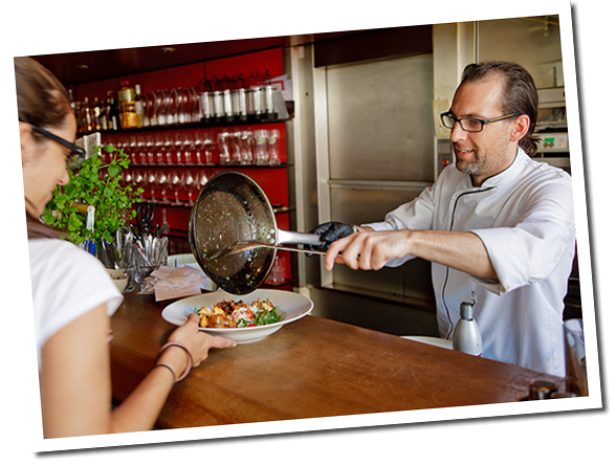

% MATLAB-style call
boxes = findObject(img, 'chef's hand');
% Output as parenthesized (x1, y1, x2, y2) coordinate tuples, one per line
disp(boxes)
(324, 229, 412, 271)
(309, 221, 356, 251)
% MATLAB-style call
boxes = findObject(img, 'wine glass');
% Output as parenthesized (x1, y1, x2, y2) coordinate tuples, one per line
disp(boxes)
(152, 90, 164, 126)
(145, 170, 157, 201)
(180, 169, 196, 204)
(174, 132, 184, 165)
(203, 130, 215, 165)
(196, 170, 208, 192)
(143, 93, 153, 128)
(182, 132, 194, 165)
(168, 88, 179, 125)
(193, 130, 203, 164)
(135, 134, 146, 165)
(144, 134, 155, 165)
(169, 170, 184, 205)
(164, 133, 174, 165)
(155, 170, 169, 203)
(133, 169, 146, 202)
(189, 87, 200, 123)
(154, 133, 165, 165)
(129, 134, 138, 158)
(121, 169, 133, 188)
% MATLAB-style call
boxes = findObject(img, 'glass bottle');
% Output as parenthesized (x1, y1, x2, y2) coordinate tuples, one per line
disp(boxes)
(118, 81, 138, 129)
(92, 97, 102, 131)
(82, 97, 93, 133)
(134, 84, 145, 128)
(107, 91, 120, 131)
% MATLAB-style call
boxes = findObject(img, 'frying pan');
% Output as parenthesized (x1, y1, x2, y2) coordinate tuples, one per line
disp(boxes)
(189, 171, 323, 294)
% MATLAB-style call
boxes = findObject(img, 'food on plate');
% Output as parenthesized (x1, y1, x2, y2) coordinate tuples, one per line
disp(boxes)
(188, 298, 282, 329)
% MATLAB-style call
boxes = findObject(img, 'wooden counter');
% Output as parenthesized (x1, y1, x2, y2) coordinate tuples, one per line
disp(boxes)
(109, 291, 564, 429)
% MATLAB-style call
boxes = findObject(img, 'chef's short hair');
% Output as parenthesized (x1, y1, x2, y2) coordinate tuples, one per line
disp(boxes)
(461, 61, 538, 156)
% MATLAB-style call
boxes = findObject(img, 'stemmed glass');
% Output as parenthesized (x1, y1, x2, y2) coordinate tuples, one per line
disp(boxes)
(196, 170, 208, 193)
(144, 134, 155, 165)
(128, 134, 138, 161)
(115, 135, 129, 161)
(174, 132, 184, 165)
(120, 169, 133, 188)
(179, 169, 196, 204)
(203, 130, 215, 165)
(100, 135, 112, 164)
(182, 132, 194, 165)
(154, 133, 165, 165)
(193, 130, 203, 164)
(152, 90, 164, 126)
(154, 170, 169, 203)
(169, 170, 184, 205)
(132, 169, 144, 195)
(168, 88, 179, 125)
(135, 134, 146, 165)
(164, 133, 174, 165)
(145, 170, 157, 201)
(143, 93, 153, 127)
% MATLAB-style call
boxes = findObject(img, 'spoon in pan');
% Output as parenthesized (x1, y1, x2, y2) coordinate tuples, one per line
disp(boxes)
(207, 241, 328, 260)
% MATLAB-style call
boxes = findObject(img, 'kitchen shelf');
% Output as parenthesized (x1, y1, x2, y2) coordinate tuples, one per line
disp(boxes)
(128, 163, 292, 169)
(78, 116, 292, 137)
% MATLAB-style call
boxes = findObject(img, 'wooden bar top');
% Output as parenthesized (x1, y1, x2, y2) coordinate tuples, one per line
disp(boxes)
(110, 291, 564, 429)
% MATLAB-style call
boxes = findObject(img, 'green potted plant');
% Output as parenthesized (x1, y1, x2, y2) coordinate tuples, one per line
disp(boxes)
(43, 144, 142, 259)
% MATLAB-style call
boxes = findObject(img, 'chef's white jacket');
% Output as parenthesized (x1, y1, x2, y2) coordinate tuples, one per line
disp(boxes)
(366, 148, 576, 376)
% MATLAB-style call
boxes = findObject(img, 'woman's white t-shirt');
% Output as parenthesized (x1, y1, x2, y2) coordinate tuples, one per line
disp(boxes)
(28, 239, 123, 366)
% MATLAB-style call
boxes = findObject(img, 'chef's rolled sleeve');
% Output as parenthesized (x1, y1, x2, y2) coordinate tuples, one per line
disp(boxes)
(471, 179, 576, 295)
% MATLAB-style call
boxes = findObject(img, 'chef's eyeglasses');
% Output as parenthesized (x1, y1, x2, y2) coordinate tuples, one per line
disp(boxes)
(440, 111, 523, 133)
(20, 120, 85, 169)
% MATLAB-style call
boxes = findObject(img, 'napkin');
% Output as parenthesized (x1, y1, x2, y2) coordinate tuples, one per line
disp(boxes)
(140, 265, 209, 301)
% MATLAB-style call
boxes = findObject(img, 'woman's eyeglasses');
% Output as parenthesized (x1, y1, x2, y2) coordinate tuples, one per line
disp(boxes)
(21, 120, 85, 170)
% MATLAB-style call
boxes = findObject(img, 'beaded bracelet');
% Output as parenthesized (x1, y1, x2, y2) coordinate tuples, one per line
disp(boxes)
(154, 342, 194, 383)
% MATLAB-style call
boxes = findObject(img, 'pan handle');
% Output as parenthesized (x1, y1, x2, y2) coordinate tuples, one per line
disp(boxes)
(277, 229, 324, 246)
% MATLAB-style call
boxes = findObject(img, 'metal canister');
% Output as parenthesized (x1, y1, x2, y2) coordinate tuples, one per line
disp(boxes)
(232, 88, 247, 121)
(222, 89, 234, 122)
(199, 91, 214, 122)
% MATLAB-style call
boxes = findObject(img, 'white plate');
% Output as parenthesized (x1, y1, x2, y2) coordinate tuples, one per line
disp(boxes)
(402, 335, 453, 350)
(161, 289, 314, 344)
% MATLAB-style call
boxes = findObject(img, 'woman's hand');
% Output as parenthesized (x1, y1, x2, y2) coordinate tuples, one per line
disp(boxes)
(166, 313, 236, 368)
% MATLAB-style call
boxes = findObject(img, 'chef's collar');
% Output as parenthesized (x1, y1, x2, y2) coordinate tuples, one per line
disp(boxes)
(476, 147, 528, 189)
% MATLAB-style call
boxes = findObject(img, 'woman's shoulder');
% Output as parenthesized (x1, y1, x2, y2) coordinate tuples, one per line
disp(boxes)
(28, 238, 110, 283)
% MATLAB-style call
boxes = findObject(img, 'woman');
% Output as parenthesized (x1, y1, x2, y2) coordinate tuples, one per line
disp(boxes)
(17, 56, 236, 439)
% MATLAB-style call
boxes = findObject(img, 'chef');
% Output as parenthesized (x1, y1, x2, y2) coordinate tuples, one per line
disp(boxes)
(313, 61, 576, 377)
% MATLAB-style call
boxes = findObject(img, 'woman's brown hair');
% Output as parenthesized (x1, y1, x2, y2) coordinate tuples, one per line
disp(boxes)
(16, 56, 72, 239)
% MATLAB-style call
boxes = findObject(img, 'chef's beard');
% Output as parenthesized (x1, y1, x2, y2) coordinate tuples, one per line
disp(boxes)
(455, 148, 485, 176)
